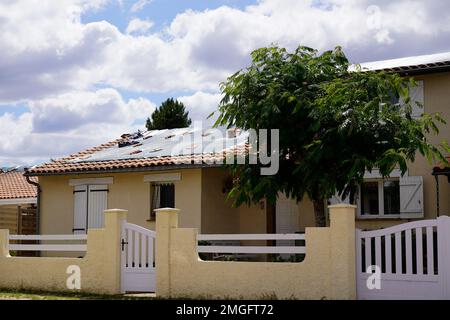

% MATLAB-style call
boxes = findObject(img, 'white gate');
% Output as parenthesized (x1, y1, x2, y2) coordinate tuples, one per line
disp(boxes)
(121, 222, 156, 293)
(356, 216, 450, 300)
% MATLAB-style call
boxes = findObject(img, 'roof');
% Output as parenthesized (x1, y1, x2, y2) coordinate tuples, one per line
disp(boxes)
(27, 127, 249, 175)
(0, 171, 38, 200)
(354, 51, 450, 75)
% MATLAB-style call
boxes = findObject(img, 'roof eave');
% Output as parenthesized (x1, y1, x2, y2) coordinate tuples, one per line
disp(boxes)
(0, 197, 37, 205)
(387, 64, 450, 76)
(25, 162, 227, 177)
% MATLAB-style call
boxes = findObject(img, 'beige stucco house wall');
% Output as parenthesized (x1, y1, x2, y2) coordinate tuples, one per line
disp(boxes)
(39, 167, 262, 237)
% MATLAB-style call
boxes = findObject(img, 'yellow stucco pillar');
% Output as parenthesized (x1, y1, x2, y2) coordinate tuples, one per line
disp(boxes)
(155, 207, 180, 298)
(102, 209, 128, 294)
(0, 229, 9, 258)
(329, 204, 356, 300)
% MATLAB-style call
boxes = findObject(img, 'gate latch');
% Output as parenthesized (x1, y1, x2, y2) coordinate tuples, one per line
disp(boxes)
(121, 239, 128, 251)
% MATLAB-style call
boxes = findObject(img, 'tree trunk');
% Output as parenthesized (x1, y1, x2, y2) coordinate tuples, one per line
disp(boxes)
(313, 198, 326, 227)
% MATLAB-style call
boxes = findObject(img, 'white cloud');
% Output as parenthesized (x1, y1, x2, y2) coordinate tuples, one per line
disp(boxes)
(2, 0, 450, 100)
(178, 92, 222, 127)
(130, 0, 152, 13)
(100, 0, 450, 92)
(0, 89, 155, 166)
(126, 18, 154, 35)
(0, 0, 118, 102)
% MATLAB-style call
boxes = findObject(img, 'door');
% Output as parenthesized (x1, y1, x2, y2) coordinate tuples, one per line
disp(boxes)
(121, 222, 156, 293)
(276, 193, 299, 251)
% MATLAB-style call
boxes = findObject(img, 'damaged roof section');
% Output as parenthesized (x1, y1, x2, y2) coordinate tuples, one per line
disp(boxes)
(27, 127, 249, 175)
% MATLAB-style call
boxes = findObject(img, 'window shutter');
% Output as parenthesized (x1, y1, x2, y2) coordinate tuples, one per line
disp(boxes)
(73, 185, 87, 234)
(400, 176, 424, 219)
(400, 81, 424, 119)
(87, 184, 108, 229)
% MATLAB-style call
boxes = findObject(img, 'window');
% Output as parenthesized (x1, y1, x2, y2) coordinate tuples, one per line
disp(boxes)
(73, 184, 108, 234)
(360, 181, 380, 215)
(150, 183, 175, 220)
(360, 180, 400, 217)
(383, 180, 400, 215)
(331, 173, 424, 219)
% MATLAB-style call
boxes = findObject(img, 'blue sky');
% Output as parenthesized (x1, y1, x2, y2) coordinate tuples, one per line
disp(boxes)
(1, 0, 450, 167)
(83, 0, 257, 33)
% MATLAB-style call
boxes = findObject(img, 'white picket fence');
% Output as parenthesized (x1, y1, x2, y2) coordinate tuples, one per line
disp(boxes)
(197, 233, 305, 255)
(8, 234, 87, 252)
(356, 216, 450, 300)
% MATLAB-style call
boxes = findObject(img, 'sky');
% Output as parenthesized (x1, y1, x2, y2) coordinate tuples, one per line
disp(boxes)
(1, 0, 450, 167)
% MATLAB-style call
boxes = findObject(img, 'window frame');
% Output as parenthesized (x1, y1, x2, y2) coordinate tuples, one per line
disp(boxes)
(145, 172, 180, 221)
(149, 182, 176, 221)
(356, 178, 401, 220)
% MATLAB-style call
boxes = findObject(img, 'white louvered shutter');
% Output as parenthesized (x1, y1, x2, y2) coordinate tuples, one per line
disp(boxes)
(73, 185, 87, 234)
(400, 176, 424, 219)
(87, 184, 108, 229)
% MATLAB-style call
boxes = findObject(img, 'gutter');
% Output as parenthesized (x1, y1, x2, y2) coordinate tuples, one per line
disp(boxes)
(25, 174, 41, 234)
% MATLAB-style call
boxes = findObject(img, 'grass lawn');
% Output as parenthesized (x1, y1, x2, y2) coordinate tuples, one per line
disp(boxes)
(0, 288, 156, 300)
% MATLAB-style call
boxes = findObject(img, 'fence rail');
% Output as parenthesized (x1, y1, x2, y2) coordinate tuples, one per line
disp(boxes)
(198, 233, 305, 241)
(8, 234, 87, 252)
(197, 233, 305, 255)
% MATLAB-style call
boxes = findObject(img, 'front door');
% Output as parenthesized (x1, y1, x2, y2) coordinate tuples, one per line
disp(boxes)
(275, 193, 299, 253)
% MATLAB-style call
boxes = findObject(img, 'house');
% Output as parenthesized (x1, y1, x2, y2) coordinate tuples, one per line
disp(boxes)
(24, 52, 450, 239)
(0, 169, 38, 235)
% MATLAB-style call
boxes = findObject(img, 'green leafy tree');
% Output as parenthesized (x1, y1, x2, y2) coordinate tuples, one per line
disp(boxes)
(146, 98, 192, 130)
(215, 45, 448, 227)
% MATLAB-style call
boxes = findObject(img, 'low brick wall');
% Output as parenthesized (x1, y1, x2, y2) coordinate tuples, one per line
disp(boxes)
(155, 205, 356, 300)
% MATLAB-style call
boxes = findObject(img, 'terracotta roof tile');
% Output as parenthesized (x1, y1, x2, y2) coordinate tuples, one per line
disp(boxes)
(0, 171, 37, 200)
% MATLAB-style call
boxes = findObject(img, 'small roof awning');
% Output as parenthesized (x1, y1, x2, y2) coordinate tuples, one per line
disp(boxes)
(432, 156, 450, 181)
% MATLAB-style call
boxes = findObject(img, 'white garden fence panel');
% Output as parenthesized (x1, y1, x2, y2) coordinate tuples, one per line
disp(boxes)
(356, 216, 450, 300)
(8, 234, 87, 252)
(197, 233, 305, 255)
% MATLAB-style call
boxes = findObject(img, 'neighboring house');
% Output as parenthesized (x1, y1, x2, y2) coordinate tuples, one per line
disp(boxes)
(25, 52, 450, 236)
(0, 169, 38, 234)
